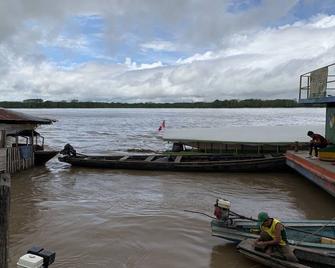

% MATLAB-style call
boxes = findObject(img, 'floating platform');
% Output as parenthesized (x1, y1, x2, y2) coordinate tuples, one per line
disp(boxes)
(286, 151, 335, 197)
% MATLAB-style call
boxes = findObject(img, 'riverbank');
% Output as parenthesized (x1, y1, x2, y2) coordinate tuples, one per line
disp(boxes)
(0, 99, 324, 109)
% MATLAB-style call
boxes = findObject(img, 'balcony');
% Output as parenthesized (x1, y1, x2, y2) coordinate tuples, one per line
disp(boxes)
(299, 63, 335, 104)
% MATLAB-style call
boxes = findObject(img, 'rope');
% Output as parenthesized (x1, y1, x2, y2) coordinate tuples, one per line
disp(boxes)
(183, 209, 216, 219)
(299, 216, 335, 243)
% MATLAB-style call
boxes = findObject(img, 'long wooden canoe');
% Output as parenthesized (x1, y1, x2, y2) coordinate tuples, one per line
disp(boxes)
(58, 153, 287, 172)
(237, 239, 335, 267)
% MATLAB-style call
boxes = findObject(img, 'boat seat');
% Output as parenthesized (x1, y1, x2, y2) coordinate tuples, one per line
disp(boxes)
(321, 237, 335, 245)
(145, 155, 155, 162)
(174, 155, 182, 163)
(119, 156, 129, 161)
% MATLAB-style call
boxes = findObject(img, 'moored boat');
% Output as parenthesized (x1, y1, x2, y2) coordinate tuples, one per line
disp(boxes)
(237, 239, 335, 268)
(8, 130, 58, 165)
(58, 151, 287, 172)
(211, 218, 335, 251)
(211, 198, 335, 252)
(34, 150, 59, 165)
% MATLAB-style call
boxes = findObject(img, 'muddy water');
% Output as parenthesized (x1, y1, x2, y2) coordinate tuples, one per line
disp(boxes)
(7, 108, 335, 267)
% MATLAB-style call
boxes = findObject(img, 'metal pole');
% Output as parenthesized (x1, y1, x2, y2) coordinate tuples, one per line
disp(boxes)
(299, 75, 302, 101)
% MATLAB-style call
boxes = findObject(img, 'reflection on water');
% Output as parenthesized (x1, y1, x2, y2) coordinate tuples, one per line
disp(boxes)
(210, 244, 262, 268)
(9, 166, 335, 267)
(7, 109, 335, 267)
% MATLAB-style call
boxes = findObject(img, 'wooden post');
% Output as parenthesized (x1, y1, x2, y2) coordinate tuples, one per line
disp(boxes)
(0, 173, 10, 268)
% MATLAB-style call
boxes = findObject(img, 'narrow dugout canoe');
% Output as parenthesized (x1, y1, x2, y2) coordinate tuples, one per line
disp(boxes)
(58, 153, 287, 172)
(237, 239, 335, 267)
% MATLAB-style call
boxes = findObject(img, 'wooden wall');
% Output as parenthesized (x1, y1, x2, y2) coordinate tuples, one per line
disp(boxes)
(0, 149, 5, 173)
(5, 146, 34, 174)
(0, 130, 5, 148)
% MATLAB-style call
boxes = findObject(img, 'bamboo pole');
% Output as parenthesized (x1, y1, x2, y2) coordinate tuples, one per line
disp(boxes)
(0, 173, 10, 268)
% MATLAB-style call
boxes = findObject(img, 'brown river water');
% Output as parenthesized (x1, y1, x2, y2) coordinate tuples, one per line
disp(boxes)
(7, 108, 335, 267)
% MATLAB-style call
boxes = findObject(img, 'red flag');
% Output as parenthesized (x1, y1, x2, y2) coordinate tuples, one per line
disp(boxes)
(158, 120, 166, 131)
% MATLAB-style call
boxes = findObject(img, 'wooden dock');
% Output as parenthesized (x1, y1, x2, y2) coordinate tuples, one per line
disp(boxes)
(286, 151, 335, 198)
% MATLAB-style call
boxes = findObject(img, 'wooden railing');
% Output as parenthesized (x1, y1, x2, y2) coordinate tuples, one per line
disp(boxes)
(0, 148, 5, 173)
(299, 63, 335, 102)
(5, 146, 34, 174)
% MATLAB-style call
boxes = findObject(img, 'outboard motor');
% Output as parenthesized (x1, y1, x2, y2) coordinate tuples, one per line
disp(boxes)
(60, 144, 77, 156)
(17, 246, 56, 268)
(214, 198, 231, 222)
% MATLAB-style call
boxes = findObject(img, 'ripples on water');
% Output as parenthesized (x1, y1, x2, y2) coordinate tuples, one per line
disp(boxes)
(16, 108, 326, 153)
(8, 108, 335, 268)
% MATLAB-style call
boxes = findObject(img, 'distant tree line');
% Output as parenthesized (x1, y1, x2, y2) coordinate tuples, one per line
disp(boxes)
(0, 99, 323, 108)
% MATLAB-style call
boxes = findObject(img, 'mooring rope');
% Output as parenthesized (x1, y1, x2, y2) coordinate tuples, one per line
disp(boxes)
(298, 216, 335, 243)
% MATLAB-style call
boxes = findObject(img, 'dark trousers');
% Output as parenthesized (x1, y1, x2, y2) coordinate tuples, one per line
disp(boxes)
(257, 231, 298, 262)
(309, 142, 327, 157)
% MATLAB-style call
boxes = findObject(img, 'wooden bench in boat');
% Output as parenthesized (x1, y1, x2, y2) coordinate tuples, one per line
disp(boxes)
(119, 156, 129, 161)
(145, 155, 155, 162)
(174, 156, 182, 163)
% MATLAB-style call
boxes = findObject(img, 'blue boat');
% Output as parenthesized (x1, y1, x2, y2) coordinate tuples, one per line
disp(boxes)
(211, 218, 335, 251)
(211, 199, 335, 252)
(237, 239, 335, 267)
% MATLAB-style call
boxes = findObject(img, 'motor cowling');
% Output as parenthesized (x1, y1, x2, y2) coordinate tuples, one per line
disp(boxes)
(214, 198, 231, 221)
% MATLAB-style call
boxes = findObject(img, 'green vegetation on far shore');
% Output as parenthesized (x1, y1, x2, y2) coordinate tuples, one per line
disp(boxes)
(0, 99, 322, 108)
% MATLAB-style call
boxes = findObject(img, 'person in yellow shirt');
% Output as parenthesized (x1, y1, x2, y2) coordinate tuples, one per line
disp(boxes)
(255, 212, 298, 262)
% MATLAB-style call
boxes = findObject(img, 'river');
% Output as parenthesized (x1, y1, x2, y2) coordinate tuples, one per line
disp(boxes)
(8, 108, 335, 268)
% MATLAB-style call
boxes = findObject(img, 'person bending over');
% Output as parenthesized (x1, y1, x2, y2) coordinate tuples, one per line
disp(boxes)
(255, 212, 298, 262)
(307, 131, 328, 157)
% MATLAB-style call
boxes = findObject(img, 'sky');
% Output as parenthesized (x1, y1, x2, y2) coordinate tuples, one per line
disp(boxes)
(1, 0, 335, 103)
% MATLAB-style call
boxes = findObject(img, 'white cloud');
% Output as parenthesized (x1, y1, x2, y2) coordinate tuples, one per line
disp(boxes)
(1, 1, 335, 102)
(39, 35, 88, 49)
(124, 57, 163, 70)
(140, 40, 177, 52)
(177, 51, 215, 64)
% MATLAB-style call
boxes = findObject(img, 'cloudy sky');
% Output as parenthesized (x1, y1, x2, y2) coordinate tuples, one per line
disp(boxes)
(1, 0, 335, 102)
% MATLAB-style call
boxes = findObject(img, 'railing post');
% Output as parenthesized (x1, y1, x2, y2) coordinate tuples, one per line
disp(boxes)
(307, 76, 310, 98)
(299, 75, 302, 101)
(0, 173, 10, 268)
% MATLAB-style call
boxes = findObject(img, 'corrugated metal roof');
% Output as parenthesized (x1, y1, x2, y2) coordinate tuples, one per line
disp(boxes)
(0, 108, 54, 124)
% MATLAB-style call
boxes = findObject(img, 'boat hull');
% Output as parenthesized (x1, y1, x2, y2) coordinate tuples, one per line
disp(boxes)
(211, 219, 335, 251)
(58, 153, 287, 172)
(238, 239, 335, 267)
(34, 150, 59, 165)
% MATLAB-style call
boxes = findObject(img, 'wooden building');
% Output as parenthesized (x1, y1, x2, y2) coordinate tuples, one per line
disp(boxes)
(0, 108, 53, 174)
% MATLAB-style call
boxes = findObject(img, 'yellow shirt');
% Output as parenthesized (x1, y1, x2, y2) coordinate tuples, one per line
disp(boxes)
(261, 218, 286, 246)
